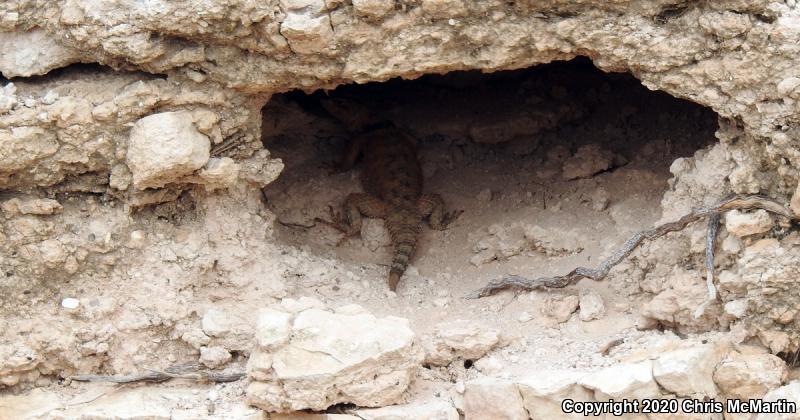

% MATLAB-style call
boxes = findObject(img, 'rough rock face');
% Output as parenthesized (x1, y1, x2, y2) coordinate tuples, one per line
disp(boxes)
(2, 0, 800, 410)
(421, 320, 503, 366)
(246, 303, 423, 412)
(127, 111, 211, 189)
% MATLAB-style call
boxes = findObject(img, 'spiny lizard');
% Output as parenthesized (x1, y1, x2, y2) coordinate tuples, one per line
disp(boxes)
(322, 122, 460, 291)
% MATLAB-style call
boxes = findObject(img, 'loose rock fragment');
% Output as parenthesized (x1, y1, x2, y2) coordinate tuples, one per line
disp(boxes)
(652, 343, 725, 398)
(0, 29, 82, 77)
(354, 400, 459, 420)
(713, 352, 788, 399)
(199, 346, 232, 369)
(127, 111, 211, 189)
(517, 370, 595, 419)
(724, 209, 773, 237)
(0, 197, 62, 216)
(561, 144, 616, 180)
(579, 290, 605, 321)
(580, 360, 661, 399)
(756, 381, 800, 420)
(422, 320, 502, 366)
(542, 294, 580, 323)
(247, 304, 421, 412)
(463, 379, 528, 420)
(352, 0, 394, 19)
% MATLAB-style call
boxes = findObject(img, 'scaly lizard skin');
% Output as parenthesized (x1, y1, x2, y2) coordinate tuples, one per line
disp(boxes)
(331, 124, 459, 291)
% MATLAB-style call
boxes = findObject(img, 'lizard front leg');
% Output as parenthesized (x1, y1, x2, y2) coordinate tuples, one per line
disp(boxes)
(317, 193, 387, 244)
(417, 193, 462, 230)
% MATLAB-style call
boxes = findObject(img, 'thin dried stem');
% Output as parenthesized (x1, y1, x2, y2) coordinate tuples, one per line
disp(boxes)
(467, 195, 794, 299)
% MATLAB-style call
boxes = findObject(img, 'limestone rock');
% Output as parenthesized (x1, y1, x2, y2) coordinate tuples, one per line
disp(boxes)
(361, 218, 391, 251)
(254, 308, 293, 350)
(756, 381, 800, 420)
(463, 379, 528, 420)
(724, 209, 773, 238)
(542, 294, 580, 323)
(202, 308, 233, 338)
(579, 290, 605, 321)
(280, 12, 334, 54)
(0, 197, 62, 216)
(352, 0, 394, 19)
(517, 370, 595, 420)
(355, 400, 459, 420)
(561, 144, 616, 180)
(421, 0, 467, 18)
(790, 182, 800, 218)
(713, 352, 788, 399)
(580, 360, 661, 400)
(127, 111, 210, 189)
(197, 157, 240, 190)
(0, 29, 82, 77)
(652, 343, 724, 398)
(199, 345, 232, 368)
(247, 304, 421, 412)
(0, 127, 59, 174)
(50, 387, 198, 420)
(422, 319, 502, 366)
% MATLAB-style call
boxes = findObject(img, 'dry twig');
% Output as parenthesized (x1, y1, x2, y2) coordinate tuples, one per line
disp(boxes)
(69, 362, 245, 384)
(467, 195, 795, 299)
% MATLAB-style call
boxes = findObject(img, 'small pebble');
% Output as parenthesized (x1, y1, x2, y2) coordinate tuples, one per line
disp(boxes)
(517, 311, 533, 323)
(455, 381, 466, 394)
(61, 297, 80, 309)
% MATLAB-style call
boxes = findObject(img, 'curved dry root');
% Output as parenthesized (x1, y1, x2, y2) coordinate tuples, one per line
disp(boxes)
(467, 194, 795, 299)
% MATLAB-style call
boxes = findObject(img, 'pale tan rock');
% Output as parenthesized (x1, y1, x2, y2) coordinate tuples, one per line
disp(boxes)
(0, 29, 81, 77)
(724, 209, 773, 238)
(422, 319, 502, 366)
(542, 294, 580, 323)
(254, 307, 292, 350)
(50, 387, 199, 420)
(755, 380, 800, 420)
(517, 370, 594, 419)
(247, 306, 421, 412)
(355, 400, 459, 420)
(778, 77, 800, 98)
(421, 0, 466, 18)
(579, 290, 606, 321)
(202, 308, 234, 338)
(713, 352, 788, 399)
(580, 360, 661, 400)
(791, 182, 800, 218)
(352, 0, 394, 19)
(127, 111, 211, 189)
(361, 218, 391, 251)
(561, 144, 615, 180)
(463, 379, 528, 420)
(0, 388, 63, 420)
(652, 343, 724, 398)
(198, 157, 240, 190)
(0, 127, 59, 174)
(698, 11, 751, 39)
(199, 345, 232, 368)
(0, 197, 61, 216)
(38, 239, 67, 268)
(280, 13, 334, 54)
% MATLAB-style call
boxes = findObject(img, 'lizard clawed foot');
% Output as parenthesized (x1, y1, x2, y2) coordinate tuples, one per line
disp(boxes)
(442, 209, 464, 228)
(314, 206, 358, 246)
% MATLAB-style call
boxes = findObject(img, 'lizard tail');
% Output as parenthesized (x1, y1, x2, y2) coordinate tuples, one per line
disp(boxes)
(387, 223, 418, 291)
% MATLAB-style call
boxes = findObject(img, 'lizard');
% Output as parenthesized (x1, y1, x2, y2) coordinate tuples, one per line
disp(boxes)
(318, 120, 461, 291)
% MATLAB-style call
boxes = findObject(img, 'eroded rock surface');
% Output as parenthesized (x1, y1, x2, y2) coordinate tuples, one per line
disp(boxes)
(246, 303, 422, 412)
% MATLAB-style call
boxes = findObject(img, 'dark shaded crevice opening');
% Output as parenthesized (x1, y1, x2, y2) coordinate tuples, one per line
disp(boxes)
(258, 57, 720, 292)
